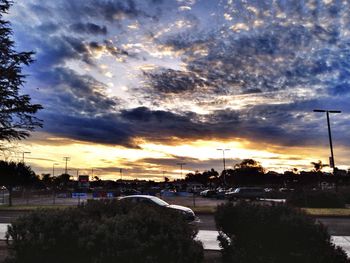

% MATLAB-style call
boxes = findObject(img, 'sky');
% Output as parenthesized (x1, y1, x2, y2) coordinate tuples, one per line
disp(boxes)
(4, 0, 350, 180)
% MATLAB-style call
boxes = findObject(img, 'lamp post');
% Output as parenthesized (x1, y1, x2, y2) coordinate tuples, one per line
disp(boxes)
(313, 109, 341, 175)
(217, 148, 230, 185)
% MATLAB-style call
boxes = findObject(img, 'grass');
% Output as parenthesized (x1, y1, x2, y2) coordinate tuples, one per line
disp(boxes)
(191, 206, 217, 214)
(0, 204, 70, 211)
(302, 208, 350, 217)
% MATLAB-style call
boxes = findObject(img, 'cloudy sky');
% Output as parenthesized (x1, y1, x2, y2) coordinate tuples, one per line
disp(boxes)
(5, 0, 350, 180)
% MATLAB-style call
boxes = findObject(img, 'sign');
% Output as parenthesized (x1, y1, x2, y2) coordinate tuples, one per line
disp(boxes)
(72, 193, 88, 199)
(329, 156, 334, 168)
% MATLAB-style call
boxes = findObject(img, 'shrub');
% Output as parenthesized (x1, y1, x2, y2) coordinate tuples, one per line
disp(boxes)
(287, 190, 346, 208)
(215, 202, 349, 263)
(338, 188, 350, 204)
(6, 200, 203, 263)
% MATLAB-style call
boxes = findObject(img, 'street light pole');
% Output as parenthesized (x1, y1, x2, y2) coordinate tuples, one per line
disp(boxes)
(313, 109, 341, 175)
(217, 148, 230, 185)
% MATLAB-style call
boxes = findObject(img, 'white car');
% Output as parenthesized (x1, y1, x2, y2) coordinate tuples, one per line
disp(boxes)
(119, 195, 197, 222)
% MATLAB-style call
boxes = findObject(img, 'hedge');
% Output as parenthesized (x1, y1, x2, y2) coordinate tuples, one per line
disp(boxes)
(215, 202, 349, 263)
(287, 190, 346, 208)
(5, 199, 203, 263)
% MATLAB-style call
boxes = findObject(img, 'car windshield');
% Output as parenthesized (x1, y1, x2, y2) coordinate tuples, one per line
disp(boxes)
(150, 197, 169, 206)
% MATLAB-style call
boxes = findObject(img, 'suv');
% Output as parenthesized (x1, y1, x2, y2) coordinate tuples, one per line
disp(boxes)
(225, 187, 266, 201)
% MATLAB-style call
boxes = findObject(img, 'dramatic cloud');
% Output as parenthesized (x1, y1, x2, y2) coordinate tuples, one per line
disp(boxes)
(69, 23, 108, 35)
(8, 0, 350, 165)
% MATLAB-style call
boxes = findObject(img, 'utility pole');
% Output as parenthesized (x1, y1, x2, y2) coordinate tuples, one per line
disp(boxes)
(119, 168, 123, 180)
(63, 157, 70, 174)
(52, 162, 59, 205)
(217, 148, 230, 185)
(313, 109, 341, 175)
(52, 163, 59, 177)
(22, 152, 31, 163)
(177, 162, 186, 179)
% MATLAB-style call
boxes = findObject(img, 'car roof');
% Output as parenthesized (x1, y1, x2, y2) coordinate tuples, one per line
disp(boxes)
(120, 195, 156, 199)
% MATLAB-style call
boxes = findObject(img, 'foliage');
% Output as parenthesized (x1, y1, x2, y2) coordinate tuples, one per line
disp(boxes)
(185, 169, 219, 185)
(0, 0, 42, 142)
(287, 190, 346, 208)
(0, 161, 38, 206)
(215, 202, 349, 263)
(5, 199, 203, 263)
(311, 160, 328, 172)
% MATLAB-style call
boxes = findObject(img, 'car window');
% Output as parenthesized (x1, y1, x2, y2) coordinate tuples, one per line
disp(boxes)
(150, 197, 169, 206)
(139, 198, 153, 205)
(122, 197, 138, 203)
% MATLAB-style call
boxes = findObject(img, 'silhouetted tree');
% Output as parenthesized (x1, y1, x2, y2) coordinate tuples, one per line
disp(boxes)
(0, 161, 38, 206)
(56, 173, 71, 189)
(41, 173, 53, 188)
(0, 0, 42, 143)
(185, 169, 219, 186)
(233, 159, 264, 175)
(311, 160, 328, 173)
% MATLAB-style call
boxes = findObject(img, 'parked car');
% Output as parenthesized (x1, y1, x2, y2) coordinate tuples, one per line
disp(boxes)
(121, 189, 141, 196)
(215, 188, 227, 199)
(119, 195, 197, 222)
(199, 189, 217, 198)
(225, 187, 267, 201)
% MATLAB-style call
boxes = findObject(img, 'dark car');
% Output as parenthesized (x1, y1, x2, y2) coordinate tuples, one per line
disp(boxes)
(119, 195, 197, 222)
(199, 189, 217, 198)
(225, 187, 267, 201)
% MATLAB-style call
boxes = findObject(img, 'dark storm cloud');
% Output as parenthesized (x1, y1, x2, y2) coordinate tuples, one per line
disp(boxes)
(151, 22, 341, 97)
(119, 107, 287, 147)
(32, 67, 138, 147)
(69, 23, 107, 35)
(138, 156, 200, 167)
(83, 0, 148, 21)
(29, 0, 152, 22)
(41, 112, 136, 147)
(35, 67, 119, 115)
(29, 35, 94, 69)
(120, 107, 213, 140)
(143, 68, 208, 94)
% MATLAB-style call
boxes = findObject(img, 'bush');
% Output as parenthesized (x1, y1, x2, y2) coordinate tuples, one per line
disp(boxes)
(338, 188, 350, 204)
(5, 200, 203, 263)
(215, 202, 349, 263)
(287, 190, 346, 208)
